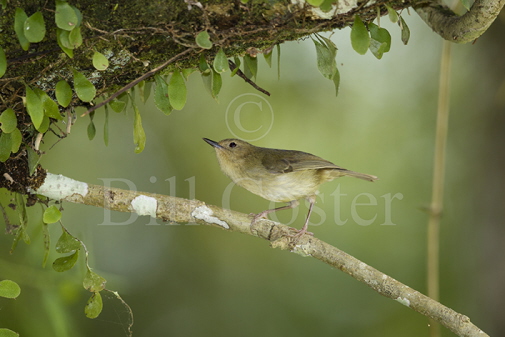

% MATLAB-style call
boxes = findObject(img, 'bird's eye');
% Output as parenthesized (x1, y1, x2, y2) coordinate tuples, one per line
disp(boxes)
(229, 142, 237, 148)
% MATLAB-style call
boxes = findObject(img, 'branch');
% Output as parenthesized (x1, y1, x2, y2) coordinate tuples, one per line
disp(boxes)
(33, 172, 489, 337)
(414, 0, 505, 43)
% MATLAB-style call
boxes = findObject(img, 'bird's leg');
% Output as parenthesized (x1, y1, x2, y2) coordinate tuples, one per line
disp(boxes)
(289, 195, 316, 238)
(251, 200, 300, 224)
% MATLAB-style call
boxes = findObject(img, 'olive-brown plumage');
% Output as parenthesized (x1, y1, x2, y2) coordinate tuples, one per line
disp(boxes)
(204, 138, 377, 236)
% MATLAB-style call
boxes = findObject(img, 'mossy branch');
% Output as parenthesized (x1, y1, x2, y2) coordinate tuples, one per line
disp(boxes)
(33, 172, 489, 337)
(414, 0, 505, 43)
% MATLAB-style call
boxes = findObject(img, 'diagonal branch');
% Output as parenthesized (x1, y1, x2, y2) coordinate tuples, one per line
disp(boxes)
(414, 0, 505, 43)
(33, 172, 489, 337)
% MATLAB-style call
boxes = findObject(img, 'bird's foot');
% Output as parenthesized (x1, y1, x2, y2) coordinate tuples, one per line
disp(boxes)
(287, 227, 313, 239)
(250, 211, 269, 225)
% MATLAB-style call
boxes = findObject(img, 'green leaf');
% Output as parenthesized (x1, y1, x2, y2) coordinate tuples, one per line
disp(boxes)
(43, 205, 62, 224)
(369, 23, 391, 52)
(195, 31, 213, 49)
(55, 80, 72, 107)
(333, 67, 340, 97)
(369, 40, 388, 60)
(0, 328, 19, 337)
(230, 56, 241, 77)
(83, 269, 107, 292)
(307, 0, 324, 6)
(87, 112, 96, 140)
(276, 44, 281, 80)
(385, 5, 399, 23)
(103, 105, 109, 146)
(313, 35, 337, 79)
(24, 11, 46, 43)
(243, 55, 258, 80)
(0, 46, 6, 78)
(0, 132, 12, 162)
(39, 92, 63, 120)
(212, 69, 222, 99)
(42, 222, 50, 267)
(73, 70, 96, 102)
(213, 48, 229, 73)
(68, 26, 83, 49)
(0, 109, 18, 133)
(27, 147, 39, 175)
(0, 280, 21, 299)
(350, 15, 370, 55)
(109, 98, 126, 113)
(182, 68, 197, 80)
(55, 230, 81, 253)
(52, 250, 79, 272)
(198, 54, 211, 74)
(35, 115, 49, 133)
(460, 0, 472, 10)
(1, 0, 6, 9)
(168, 71, 187, 110)
(14, 8, 30, 51)
(71, 6, 83, 27)
(10, 128, 22, 154)
(143, 81, 153, 102)
(56, 29, 74, 57)
(368, 23, 391, 59)
(399, 16, 410, 45)
(201, 69, 221, 100)
(25, 85, 44, 129)
(91, 51, 109, 70)
(85, 292, 103, 319)
(55, 1, 79, 31)
(319, 0, 334, 11)
(132, 102, 146, 153)
(264, 48, 273, 68)
(154, 75, 172, 115)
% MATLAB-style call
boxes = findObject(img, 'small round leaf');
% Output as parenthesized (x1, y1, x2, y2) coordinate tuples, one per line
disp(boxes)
(84, 292, 103, 319)
(55, 230, 81, 253)
(25, 85, 44, 129)
(55, 80, 73, 107)
(350, 15, 370, 55)
(212, 48, 229, 73)
(92, 51, 109, 71)
(83, 269, 107, 292)
(55, 1, 79, 31)
(0, 280, 21, 299)
(0, 46, 6, 78)
(0, 109, 18, 133)
(72, 70, 96, 102)
(0, 328, 19, 337)
(23, 11, 46, 43)
(52, 251, 79, 272)
(14, 8, 30, 51)
(43, 205, 62, 223)
(168, 71, 187, 110)
(195, 31, 212, 49)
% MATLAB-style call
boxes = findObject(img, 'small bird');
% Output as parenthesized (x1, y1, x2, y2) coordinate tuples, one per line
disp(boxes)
(203, 138, 377, 237)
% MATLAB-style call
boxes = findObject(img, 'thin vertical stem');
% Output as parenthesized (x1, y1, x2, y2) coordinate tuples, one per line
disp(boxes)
(427, 40, 452, 337)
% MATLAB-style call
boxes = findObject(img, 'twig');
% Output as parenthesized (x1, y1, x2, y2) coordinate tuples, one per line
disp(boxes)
(33, 172, 489, 337)
(81, 48, 194, 116)
(228, 60, 271, 96)
(427, 39, 452, 337)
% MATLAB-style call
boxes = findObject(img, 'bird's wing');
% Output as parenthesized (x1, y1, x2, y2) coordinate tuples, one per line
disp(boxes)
(261, 150, 344, 173)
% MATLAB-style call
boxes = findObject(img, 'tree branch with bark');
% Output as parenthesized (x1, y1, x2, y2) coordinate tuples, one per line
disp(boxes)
(30, 172, 489, 337)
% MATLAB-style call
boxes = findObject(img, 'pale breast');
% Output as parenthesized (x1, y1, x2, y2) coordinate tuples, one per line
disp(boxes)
(234, 170, 321, 203)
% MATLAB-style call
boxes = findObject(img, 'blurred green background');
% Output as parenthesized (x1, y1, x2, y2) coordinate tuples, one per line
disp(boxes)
(1, 11, 504, 337)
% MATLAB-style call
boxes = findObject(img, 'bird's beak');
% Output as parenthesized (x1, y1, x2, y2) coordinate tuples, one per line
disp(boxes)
(203, 138, 223, 149)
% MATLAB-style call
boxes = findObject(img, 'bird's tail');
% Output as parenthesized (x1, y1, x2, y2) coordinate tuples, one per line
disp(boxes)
(341, 169, 378, 182)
